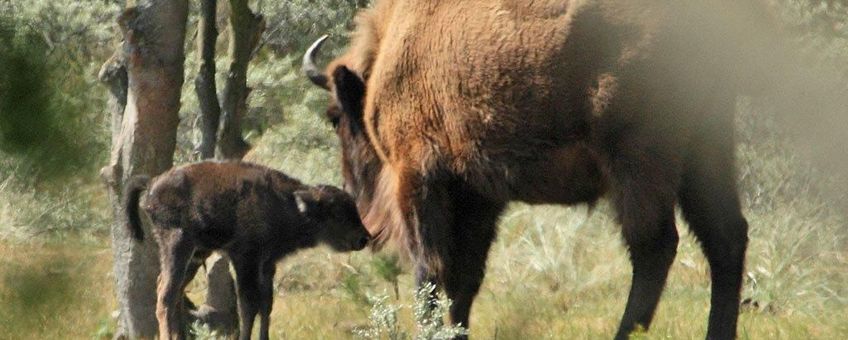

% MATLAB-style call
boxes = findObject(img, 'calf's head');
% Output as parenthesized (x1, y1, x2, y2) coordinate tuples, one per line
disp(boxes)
(294, 185, 371, 251)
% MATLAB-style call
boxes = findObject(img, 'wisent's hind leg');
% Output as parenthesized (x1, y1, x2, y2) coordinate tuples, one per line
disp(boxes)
(605, 134, 682, 340)
(614, 209, 678, 340)
(678, 112, 748, 340)
(154, 228, 196, 340)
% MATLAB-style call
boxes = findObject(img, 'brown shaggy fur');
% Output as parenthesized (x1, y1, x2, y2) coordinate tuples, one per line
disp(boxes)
(123, 161, 370, 340)
(311, 1, 762, 339)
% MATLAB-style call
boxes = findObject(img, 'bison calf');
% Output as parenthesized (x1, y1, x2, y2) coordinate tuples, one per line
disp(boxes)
(123, 161, 371, 340)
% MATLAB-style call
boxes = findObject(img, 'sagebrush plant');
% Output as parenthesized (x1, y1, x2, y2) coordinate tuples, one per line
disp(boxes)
(355, 293, 404, 340)
(411, 283, 468, 340)
(354, 283, 467, 340)
(190, 321, 226, 340)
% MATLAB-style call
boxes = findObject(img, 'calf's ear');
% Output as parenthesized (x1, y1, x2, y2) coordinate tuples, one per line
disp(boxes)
(294, 190, 325, 218)
(331, 65, 366, 131)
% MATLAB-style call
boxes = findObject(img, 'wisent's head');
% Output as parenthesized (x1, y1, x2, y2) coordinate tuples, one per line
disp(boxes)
(302, 35, 381, 209)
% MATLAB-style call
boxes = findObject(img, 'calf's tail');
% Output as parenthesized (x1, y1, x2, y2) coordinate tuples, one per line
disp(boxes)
(123, 175, 151, 241)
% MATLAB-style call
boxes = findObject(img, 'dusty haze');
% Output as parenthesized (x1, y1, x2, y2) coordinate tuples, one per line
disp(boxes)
(675, 0, 847, 209)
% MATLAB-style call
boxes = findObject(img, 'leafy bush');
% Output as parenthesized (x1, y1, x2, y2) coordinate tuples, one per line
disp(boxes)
(256, 0, 365, 56)
(0, 1, 117, 239)
(0, 6, 109, 180)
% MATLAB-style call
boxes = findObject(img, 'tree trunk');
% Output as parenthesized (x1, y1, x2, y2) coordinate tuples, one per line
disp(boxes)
(192, 253, 239, 335)
(100, 1, 188, 338)
(195, 0, 222, 160)
(218, 0, 264, 159)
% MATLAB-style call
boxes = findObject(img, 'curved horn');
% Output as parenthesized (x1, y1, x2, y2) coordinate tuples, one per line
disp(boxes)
(303, 34, 330, 90)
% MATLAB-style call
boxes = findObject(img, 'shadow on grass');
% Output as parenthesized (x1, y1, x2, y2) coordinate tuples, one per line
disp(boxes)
(0, 256, 77, 335)
(0, 242, 116, 339)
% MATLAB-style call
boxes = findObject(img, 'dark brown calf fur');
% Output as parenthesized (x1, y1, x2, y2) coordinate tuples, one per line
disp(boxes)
(303, 1, 760, 339)
(123, 161, 370, 340)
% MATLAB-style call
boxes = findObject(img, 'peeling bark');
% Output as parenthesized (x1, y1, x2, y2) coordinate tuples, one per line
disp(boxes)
(101, 1, 189, 338)
(98, 51, 127, 148)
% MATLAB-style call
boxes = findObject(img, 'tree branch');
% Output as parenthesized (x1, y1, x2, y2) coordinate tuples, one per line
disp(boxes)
(218, 0, 265, 159)
(195, 0, 222, 160)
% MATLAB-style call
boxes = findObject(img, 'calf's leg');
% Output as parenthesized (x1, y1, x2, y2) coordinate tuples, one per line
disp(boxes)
(257, 261, 277, 340)
(154, 228, 196, 340)
(180, 249, 211, 311)
(232, 256, 262, 340)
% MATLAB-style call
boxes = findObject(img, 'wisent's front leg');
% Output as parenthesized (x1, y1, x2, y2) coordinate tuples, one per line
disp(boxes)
(401, 172, 505, 340)
(442, 184, 503, 339)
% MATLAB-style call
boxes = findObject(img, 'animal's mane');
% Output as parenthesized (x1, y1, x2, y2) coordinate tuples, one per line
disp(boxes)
(327, 0, 397, 81)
